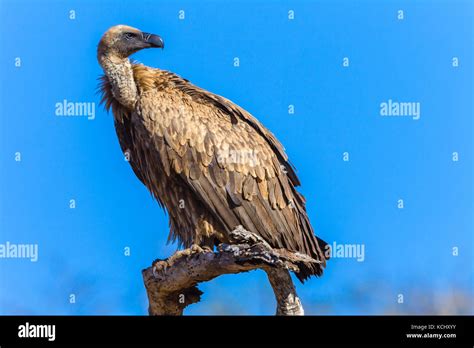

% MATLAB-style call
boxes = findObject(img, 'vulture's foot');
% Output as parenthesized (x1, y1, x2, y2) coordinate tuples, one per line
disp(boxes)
(189, 244, 204, 254)
(152, 244, 214, 277)
(199, 245, 214, 253)
(228, 225, 267, 246)
(152, 259, 168, 277)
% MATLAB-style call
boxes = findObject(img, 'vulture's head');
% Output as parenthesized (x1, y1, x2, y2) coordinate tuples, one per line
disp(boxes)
(97, 25, 164, 61)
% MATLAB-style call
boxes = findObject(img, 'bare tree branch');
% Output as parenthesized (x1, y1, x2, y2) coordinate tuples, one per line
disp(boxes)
(142, 226, 319, 315)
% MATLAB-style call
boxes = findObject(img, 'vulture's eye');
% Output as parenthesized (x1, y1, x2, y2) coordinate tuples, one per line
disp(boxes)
(124, 32, 136, 40)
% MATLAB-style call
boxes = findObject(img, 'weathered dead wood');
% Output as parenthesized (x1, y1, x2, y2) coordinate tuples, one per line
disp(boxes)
(142, 226, 319, 315)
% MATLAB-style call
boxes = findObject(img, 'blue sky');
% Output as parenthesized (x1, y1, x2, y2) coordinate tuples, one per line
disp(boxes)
(0, 0, 472, 315)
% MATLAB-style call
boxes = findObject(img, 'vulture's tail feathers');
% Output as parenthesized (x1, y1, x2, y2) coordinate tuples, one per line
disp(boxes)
(293, 198, 330, 283)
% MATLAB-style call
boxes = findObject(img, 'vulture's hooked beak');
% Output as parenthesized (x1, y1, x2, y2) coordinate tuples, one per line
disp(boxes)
(142, 32, 164, 49)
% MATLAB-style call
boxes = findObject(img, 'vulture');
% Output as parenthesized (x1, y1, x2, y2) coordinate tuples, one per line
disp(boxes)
(97, 25, 328, 281)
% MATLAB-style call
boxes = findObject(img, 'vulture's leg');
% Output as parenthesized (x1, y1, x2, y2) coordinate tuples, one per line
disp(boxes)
(153, 245, 204, 271)
(194, 218, 221, 252)
(198, 236, 216, 252)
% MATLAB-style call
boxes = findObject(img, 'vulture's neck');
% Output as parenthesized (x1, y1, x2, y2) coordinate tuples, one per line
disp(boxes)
(99, 55, 138, 110)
